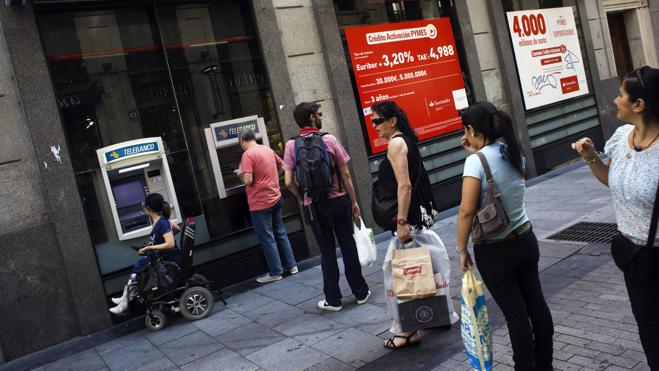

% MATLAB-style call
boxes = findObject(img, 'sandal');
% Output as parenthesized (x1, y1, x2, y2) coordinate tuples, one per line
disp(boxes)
(384, 330, 421, 349)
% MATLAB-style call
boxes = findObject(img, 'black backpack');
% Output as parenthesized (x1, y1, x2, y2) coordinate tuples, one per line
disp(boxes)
(293, 133, 337, 200)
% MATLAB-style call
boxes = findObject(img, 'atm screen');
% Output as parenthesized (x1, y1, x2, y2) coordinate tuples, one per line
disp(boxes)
(112, 177, 147, 208)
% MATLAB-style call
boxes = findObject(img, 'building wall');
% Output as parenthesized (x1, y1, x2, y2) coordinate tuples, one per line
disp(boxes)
(0, 5, 110, 362)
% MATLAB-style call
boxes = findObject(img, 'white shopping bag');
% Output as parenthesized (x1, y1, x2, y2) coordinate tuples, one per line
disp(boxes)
(461, 270, 492, 371)
(353, 218, 377, 267)
(383, 229, 459, 334)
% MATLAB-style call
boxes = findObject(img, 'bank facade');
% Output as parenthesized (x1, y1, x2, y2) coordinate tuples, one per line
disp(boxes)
(0, 0, 656, 362)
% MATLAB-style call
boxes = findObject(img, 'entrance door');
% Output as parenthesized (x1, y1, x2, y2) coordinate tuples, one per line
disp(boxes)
(607, 12, 634, 79)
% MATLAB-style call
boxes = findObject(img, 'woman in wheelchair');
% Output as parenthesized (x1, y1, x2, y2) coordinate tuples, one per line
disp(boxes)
(109, 193, 181, 314)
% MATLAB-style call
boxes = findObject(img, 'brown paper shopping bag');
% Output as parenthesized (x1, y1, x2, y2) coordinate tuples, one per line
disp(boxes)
(391, 247, 436, 300)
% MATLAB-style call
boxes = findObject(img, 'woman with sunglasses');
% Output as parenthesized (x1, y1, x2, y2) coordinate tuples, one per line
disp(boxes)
(572, 66, 659, 368)
(109, 193, 182, 314)
(457, 102, 554, 370)
(371, 101, 438, 349)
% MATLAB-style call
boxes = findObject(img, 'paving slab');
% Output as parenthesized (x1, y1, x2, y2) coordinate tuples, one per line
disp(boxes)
(41, 349, 106, 371)
(192, 309, 253, 337)
(246, 338, 328, 371)
(255, 280, 322, 306)
(226, 291, 276, 314)
(144, 321, 199, 347)
(304, 357, 355, 371)
(156, 330, 223, 367)
(273, 313, 346, 345)
(311, 328, 390, 368)
(243, 300, 305, 328)
(96, 336, 166, 371)
(179, 348, 259, 371)
(216, 321, 285, 356)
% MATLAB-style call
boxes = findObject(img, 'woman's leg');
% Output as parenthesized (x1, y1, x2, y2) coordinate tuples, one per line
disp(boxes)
(624, 270, 659, 369)
(475, 243, 535, 371)
(514, 232, 554, 369)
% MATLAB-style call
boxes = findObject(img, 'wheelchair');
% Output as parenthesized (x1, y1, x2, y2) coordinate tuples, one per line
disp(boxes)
(132, 218, 227, 331)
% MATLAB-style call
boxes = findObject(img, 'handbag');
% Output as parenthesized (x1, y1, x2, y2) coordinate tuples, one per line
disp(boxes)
(353, 217, 377, 267)
(470, 152, 510, 242)
(611, 180, 659, 281)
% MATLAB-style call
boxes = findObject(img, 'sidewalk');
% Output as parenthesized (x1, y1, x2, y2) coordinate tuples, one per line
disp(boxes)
(6, 163, 650, 371)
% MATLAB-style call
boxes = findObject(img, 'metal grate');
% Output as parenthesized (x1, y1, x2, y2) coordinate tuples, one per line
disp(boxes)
(547, 222, 618, 244)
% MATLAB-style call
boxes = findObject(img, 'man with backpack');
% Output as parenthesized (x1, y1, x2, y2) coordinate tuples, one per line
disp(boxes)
(236, 129, 298, 283)
(283, 102, 370, 311)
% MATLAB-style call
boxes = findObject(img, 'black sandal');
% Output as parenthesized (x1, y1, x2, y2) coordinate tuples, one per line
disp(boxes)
(384, 330, 421, 349)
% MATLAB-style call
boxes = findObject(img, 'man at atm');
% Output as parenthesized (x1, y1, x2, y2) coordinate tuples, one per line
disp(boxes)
(235, 130, 298, 283)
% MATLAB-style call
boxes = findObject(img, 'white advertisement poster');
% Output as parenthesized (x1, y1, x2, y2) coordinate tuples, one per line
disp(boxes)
(507, 7, 589, 110)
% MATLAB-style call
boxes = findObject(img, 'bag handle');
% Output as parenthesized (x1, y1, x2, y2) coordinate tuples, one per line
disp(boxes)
(647, 179, 659, 249)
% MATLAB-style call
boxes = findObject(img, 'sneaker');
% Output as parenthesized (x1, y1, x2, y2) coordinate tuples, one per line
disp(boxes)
(256, 274, 282, 283)
(288, 266, 299, 275)
(317, 300, 343, 312)
(356, 290, 371, 305)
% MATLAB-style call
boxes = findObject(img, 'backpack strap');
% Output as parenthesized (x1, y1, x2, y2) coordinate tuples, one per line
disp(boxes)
(647, 179, 659, 248)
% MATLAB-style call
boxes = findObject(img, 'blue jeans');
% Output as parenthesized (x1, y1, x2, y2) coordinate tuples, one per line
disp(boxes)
(306, 194, 369, 306)
(250, 197, 297, 276)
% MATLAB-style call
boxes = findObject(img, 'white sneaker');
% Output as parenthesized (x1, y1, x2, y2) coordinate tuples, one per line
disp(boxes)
(111, 285, 128, 305)
(317, 300, 343, 312)
(256, 274, 282, 283)
(109, 299, 128, 314)
(288, 266, 299, 275)
(356, 290, 371, 305)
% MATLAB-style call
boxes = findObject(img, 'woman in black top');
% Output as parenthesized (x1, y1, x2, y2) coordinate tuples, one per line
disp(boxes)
(372, 101, 437, 236)
(371, 101, 437, 349)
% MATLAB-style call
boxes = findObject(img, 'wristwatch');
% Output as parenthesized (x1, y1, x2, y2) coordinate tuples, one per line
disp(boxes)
(396, 218, 407, 226)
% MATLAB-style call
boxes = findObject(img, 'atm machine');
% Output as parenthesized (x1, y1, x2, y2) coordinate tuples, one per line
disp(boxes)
(96, 137, 182, 240)
(204, 115, 269, 198)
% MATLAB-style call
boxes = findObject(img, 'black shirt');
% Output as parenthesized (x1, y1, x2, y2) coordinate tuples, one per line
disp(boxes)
(376, 134, 436, 231)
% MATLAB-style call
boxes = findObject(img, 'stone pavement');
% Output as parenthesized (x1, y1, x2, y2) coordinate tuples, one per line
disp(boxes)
(4, 163, 650, 370)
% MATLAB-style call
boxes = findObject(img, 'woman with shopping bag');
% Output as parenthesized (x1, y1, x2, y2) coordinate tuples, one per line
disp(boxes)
(456, 102, 554, 370)
(370, 101, 452, 349)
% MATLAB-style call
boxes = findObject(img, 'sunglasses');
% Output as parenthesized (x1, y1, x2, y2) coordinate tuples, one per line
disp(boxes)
(371, 117, 386, 125)
(633, 67, 647, 90)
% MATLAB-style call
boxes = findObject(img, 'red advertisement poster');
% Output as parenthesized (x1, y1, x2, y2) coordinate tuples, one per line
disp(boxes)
(345, 18, 467, 154)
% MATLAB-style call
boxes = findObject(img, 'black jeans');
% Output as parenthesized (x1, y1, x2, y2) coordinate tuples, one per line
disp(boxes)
(474, 230, 554, 371)
(623, 262, 659, 369)
(306, 195, 369, 306)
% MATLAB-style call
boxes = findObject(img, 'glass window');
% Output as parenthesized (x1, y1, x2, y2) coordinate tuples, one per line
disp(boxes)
(37, 1, 301, 281)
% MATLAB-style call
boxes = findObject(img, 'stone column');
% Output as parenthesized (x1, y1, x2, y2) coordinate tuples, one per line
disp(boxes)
(0, 5, 110, 361)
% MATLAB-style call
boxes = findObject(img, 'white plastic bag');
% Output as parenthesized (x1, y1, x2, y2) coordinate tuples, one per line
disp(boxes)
(353, 218, 377, 267)
(461, 270, 492, 371)
(383, 229, 459, 333)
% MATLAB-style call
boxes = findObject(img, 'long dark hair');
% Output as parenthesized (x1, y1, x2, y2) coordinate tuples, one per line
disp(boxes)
(460, 102, 524, 175)
(623, 66, 659, 125)
(372, 101, 417, 142)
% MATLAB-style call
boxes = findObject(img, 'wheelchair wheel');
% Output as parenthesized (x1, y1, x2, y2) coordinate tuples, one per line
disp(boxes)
(180, 287, 214, 321)
(145, 310, 167, 331)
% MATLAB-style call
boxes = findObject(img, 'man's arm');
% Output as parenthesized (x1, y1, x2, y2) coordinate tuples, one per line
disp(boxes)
(238, 171, 253, 185)
(339, 164, 360, 222)
(284, 170, 303, 203)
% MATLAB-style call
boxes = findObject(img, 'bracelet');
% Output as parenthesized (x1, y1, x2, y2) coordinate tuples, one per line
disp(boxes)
(582, 155, 599, 164)
(457, 247, 469, 255)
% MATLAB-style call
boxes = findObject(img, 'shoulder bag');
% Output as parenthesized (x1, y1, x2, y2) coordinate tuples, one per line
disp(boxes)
(470, 152, 510, 242)
(611, 180, 659, 281)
